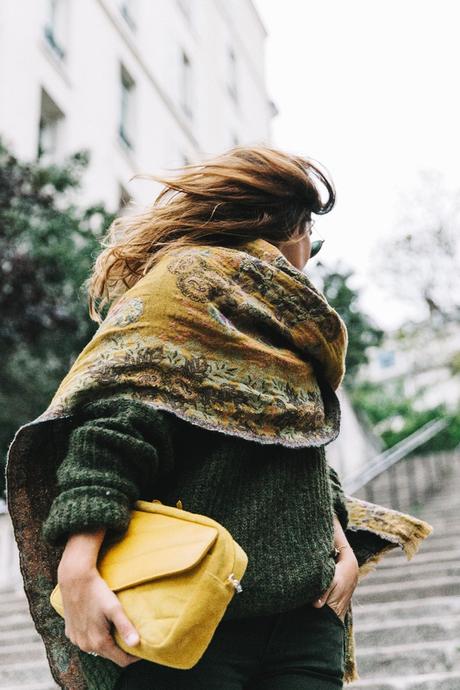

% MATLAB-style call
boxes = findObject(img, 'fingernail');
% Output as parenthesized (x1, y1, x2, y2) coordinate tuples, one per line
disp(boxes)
(318, 598, 322, 604)
(125, 632, 139, 646)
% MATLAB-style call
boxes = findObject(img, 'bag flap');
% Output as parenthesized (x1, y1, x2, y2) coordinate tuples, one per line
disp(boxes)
(98, 509, 219, 592)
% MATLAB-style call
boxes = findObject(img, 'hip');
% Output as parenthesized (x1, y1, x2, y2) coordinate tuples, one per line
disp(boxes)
(114, 597, 346, 689)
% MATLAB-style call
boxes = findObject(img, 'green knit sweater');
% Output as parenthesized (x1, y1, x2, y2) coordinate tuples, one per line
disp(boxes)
(41, 396, 349, 620)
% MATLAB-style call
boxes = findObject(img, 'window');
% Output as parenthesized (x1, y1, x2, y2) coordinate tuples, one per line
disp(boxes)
(120, 0, 136, 31)
(44, 0, 67, 61)
(180, 50, 192, 119)
(119, 65, 136, 150)
(37, 88, 65, 162)
(227, 46, 238, 104)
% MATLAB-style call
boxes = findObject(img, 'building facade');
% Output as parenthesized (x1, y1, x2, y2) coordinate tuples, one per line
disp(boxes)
(357, 318, 460, 419)
(0, 0, 276, 213)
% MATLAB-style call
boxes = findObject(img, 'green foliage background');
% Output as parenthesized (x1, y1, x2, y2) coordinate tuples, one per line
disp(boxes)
(0, 138, 115, 498)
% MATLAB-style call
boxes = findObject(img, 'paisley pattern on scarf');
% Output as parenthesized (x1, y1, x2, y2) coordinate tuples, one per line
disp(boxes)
(32, 238, 349, 447)
(102, 296, 144, 328)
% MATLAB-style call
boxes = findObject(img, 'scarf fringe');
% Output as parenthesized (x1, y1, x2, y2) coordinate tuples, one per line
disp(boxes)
(343, 608, 360, 684)
(399, 517, 434, 559)
(345, 495, 434, 560)
(341, 498, 434, 684)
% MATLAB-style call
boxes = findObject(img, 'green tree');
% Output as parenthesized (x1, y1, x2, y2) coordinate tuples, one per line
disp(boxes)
(348, 378, 460, 453)
(314, 261, 385, 386)
(0, 138, 116, 498)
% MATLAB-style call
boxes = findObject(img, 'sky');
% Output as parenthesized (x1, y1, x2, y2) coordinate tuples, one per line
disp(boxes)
(252, 0, 460, 331)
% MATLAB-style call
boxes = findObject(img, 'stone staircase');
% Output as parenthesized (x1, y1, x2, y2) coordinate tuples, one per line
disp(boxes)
(0, 588, 58, 689)
(1, 454, 459, 689)
(348, 452, 460, 689)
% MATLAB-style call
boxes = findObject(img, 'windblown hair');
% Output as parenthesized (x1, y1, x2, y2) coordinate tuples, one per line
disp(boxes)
(86, 143, 336, 323)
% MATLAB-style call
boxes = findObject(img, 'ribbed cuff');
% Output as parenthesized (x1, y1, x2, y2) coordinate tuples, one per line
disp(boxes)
(41, 485, 132, 547)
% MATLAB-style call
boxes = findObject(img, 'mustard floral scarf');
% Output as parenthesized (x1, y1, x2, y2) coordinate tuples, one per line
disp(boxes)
(6, 237, 433, 688)
(37, 237, 349, 446)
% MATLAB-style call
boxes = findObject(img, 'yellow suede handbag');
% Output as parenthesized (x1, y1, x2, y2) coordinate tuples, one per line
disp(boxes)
(49, 498, 248, 668)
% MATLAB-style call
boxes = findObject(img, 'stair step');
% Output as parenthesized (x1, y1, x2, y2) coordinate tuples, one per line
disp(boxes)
(348, 670, 460, 689)
(355, 637, 460, 677)
(0, 628, 41, 645)
(374, 548, 460, 568)
(0, 642, 50, 664)
(0, 612, 38, 631)
(358, 562, 460, 585)
(353, 613, 460, 647)
(354, 576, 460, 604)
(410, 535, 460, 552)
(351, 595, 460, 623)
(0, 599, 30, 615)
(0, 660, 56, 687)
(0, 590, 28, 601)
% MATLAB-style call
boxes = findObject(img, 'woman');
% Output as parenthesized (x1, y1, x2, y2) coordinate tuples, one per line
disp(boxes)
(6, 144, 433, 690)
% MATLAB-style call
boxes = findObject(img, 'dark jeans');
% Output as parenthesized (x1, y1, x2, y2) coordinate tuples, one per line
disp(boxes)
(113, 599, 346, 689)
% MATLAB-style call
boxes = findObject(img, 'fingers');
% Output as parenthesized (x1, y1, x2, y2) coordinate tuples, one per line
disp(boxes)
(314, 596, 347, 621)
(64, 599, 141, 667)
(60, 569, 142, 667)
(314, 554, 358, 613)
(66, 625, 141, 667)
(80, 632, 141, 667)
(106, 601, 140, 648)
(321, 592, 349, 621)
(312, 582, 334, 607)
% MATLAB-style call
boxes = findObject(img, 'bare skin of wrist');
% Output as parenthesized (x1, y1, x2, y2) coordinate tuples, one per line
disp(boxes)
(58, 528, 142, 667)
(311, 514, 360, 622)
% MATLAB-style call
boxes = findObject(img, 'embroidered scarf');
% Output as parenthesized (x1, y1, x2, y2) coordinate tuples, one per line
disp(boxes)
(34, 237, 348, 446)
(5, 237, 433, 688)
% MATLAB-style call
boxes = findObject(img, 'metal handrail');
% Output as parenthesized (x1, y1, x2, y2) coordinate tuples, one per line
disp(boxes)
(343, 417, 449, 494)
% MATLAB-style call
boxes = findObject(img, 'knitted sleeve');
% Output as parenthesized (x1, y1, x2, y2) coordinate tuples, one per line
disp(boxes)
(328, 465, 349, 532)
(41, 396, 175, 547)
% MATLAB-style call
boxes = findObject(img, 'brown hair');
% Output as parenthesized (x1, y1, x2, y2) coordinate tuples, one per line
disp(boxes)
(86, 143, 336, 322)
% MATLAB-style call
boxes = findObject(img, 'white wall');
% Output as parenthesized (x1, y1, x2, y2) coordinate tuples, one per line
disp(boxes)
(0, 0, 273, 212)
(325, 387, 383, 485)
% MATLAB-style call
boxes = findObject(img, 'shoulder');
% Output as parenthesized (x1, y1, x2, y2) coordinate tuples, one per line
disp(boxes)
(164, 243, 243, 275)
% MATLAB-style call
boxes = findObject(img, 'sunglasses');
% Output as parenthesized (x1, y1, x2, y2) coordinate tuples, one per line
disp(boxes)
(310, 239, 325, 258)
(308, 226, 325, 258)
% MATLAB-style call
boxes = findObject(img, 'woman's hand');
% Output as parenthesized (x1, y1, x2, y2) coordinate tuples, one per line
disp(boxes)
(58, 528, 142, 667)
(312, 515, 360, 623)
